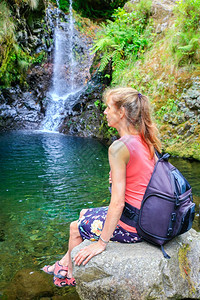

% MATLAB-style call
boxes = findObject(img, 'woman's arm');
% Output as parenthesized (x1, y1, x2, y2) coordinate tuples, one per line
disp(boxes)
(74, 140, 129, 266)
(99, 140, 129, 241)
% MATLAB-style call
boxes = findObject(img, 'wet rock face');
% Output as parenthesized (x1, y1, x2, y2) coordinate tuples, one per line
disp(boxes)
(12, 0, 53, 55)
(0, 87, 43, 131)
(59, 76, 106, 140)
(0, 2, 54, 131)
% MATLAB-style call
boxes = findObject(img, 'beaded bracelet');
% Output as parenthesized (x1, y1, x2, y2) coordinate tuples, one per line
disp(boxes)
(99, 235, 109, 244)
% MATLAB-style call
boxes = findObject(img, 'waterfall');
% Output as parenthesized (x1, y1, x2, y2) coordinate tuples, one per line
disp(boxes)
(42, 0, 86, 132)
(68, 0, 75, 90)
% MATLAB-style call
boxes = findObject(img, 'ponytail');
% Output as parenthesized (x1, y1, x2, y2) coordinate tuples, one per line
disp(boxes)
(103, 87, 161, 158)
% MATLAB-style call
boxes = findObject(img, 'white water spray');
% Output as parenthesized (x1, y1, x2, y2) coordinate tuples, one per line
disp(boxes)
(69, 0, 75, 90)
(42, 0, 84, 132)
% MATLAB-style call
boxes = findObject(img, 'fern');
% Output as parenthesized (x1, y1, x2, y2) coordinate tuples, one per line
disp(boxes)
(92, 0, 153, 83)
(170, 0, 200, 66)
(99, 52, 112, 71)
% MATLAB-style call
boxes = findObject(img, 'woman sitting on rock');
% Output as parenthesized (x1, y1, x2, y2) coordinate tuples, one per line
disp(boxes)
(42, 87, 161, 287)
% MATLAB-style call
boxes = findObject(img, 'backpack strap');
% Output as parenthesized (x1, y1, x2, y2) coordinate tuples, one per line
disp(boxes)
(120, 202, 140, 228)
(155, 149, 162, 159)
(161, 245, 171, 259)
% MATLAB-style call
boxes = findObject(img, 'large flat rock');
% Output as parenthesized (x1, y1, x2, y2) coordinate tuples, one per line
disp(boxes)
(72, 229, 200, 300)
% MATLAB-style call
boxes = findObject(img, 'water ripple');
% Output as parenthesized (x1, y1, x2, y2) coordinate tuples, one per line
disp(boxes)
(0, 131, 199, 293)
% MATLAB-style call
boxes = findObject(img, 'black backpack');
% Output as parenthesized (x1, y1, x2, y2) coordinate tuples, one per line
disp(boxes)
(120, 153, 195, 258)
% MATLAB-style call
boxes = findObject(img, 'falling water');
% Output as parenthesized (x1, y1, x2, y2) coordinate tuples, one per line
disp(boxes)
(69, 0, 75, 90)
(42, 0, 85, 132)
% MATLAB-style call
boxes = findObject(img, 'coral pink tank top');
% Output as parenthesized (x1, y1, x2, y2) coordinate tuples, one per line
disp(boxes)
(117, 135, 155, 233)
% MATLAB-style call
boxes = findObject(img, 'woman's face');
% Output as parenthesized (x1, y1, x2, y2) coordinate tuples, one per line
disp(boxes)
(104, 97, 122, 128)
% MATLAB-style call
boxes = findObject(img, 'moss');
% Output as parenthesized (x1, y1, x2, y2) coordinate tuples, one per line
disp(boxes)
(0, 0, 46, 88)
(73, 11, 101, 39)
(178, 244, 196, 295)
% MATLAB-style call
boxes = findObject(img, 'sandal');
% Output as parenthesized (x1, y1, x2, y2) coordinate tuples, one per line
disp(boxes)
(54, 261, 68, 279)
(66, 276, 76, 286)
(42, 265, 54, 275)
(53, 276, 76, 287)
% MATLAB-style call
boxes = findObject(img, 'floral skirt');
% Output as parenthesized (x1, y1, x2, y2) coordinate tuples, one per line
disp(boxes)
(78, 206, 142, 243)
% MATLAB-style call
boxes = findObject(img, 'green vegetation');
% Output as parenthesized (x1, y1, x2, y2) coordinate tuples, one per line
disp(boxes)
(0, 0, 46, 88)
(92, 0, 200, 158)
(72, 0, 127, 19)
(91, 0, 153, 84)
(0, 0, 128, 88)
(0, 1, 20, 87)
(171, 0, 200, 66)
(57, 0, 69, 13)
(92, 0, 200, 87)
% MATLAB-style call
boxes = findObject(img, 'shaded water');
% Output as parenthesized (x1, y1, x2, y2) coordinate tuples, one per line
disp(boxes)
(0, 131, 199, 298)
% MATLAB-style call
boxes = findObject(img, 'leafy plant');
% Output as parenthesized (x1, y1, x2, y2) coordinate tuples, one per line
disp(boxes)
(0, 1, 15, 41)
(0, 0, 46, 88)
(170, 0, 200, 66)
(94, 99, 106, 111)
(58, 0, 69, 13)
(91, 0, 153, 84)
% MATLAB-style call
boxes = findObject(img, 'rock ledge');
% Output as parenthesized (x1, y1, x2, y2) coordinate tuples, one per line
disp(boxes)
(72, 229, 200, 300)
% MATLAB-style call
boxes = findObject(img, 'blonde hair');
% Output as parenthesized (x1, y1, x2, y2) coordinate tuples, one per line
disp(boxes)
(103, 87, 161, 158)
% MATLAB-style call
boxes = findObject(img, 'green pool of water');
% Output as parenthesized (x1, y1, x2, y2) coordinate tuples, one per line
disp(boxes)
(0, 131, 110, 298)
(0, 131, 199, 298)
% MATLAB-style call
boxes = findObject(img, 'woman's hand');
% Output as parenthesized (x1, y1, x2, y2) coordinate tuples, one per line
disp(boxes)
(74, 240, 106, 266)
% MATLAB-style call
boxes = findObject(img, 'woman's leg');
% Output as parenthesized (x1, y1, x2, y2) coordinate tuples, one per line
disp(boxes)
(59, 220, 83, 277)
(44, 209, 88, 277)
(62, 209, 88, 277)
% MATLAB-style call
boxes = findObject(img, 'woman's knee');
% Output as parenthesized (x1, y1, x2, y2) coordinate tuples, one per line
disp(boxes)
(70, 221, 80, 237)
(79, 209, 88, 219)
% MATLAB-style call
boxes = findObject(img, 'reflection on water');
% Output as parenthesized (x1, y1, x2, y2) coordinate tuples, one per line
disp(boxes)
(0, 131, 110, 298)
(0, 131, 199, 298)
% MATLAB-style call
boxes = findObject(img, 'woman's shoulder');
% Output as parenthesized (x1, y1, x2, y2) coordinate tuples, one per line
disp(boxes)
(109, 139, 130, 163)
(109, 139, 126, 152)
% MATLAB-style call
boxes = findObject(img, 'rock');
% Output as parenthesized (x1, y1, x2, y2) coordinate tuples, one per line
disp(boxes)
(72, 229, 200, 300)
(0, 87, 44, 131)
(3, 269, 54, 300)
